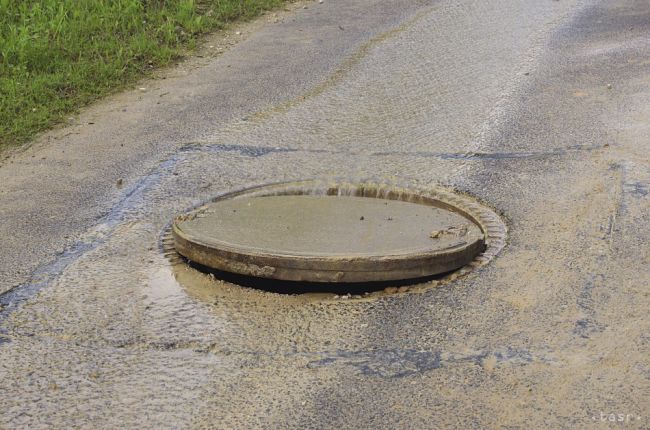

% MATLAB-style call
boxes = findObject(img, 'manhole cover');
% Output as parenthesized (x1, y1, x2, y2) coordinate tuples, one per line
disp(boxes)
(171, 182, 494, 284)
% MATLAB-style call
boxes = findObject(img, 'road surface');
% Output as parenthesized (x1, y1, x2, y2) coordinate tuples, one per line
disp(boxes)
(1, 0, 649, 428)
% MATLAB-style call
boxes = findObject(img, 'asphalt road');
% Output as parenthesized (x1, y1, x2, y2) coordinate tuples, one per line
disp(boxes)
(1, 0, 649, 428)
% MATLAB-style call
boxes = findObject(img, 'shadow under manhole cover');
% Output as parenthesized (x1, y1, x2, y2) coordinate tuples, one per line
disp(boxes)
(163, 181, 506, 296)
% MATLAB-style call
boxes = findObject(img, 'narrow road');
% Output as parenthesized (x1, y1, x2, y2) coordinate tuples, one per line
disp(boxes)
(1, 0, 648, 428)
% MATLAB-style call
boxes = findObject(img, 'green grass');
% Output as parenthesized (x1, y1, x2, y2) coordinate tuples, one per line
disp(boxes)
(0, 0, 285, 148)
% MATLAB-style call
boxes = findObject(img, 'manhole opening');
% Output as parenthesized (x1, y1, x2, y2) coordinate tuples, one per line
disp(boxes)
(186, 259, 456, 295)
(163, 180, 507, 296)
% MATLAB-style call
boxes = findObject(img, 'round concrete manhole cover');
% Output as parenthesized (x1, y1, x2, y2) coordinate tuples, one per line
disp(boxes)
(171, 182, 501, 284)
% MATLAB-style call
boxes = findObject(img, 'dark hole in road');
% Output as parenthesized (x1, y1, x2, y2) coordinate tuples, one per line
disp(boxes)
(186, 258, 455, 295)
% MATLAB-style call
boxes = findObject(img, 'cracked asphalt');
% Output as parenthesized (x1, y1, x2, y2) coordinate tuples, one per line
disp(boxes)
(1, 0, 649, 428)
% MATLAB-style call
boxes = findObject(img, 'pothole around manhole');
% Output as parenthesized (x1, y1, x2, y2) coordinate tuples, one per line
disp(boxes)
(161, 180, 507, 297)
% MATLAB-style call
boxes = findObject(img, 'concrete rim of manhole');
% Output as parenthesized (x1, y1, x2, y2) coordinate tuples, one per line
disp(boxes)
(162, 180, 507, 289)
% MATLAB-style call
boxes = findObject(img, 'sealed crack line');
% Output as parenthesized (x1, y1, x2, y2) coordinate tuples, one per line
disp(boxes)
(176, 141, 606, 160)
(2, 327, 560, 377)
(0, 153, 180, 325)
(305, 347, 558, 378)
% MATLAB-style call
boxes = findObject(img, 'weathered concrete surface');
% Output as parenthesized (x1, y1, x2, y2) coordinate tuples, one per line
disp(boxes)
(1, 0, 649, 428)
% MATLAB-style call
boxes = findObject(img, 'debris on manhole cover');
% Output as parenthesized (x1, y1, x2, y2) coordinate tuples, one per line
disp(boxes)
(171, 182, 492, 284)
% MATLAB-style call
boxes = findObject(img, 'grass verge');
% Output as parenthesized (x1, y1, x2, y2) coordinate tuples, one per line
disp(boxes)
(0, 0, 286, 148)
